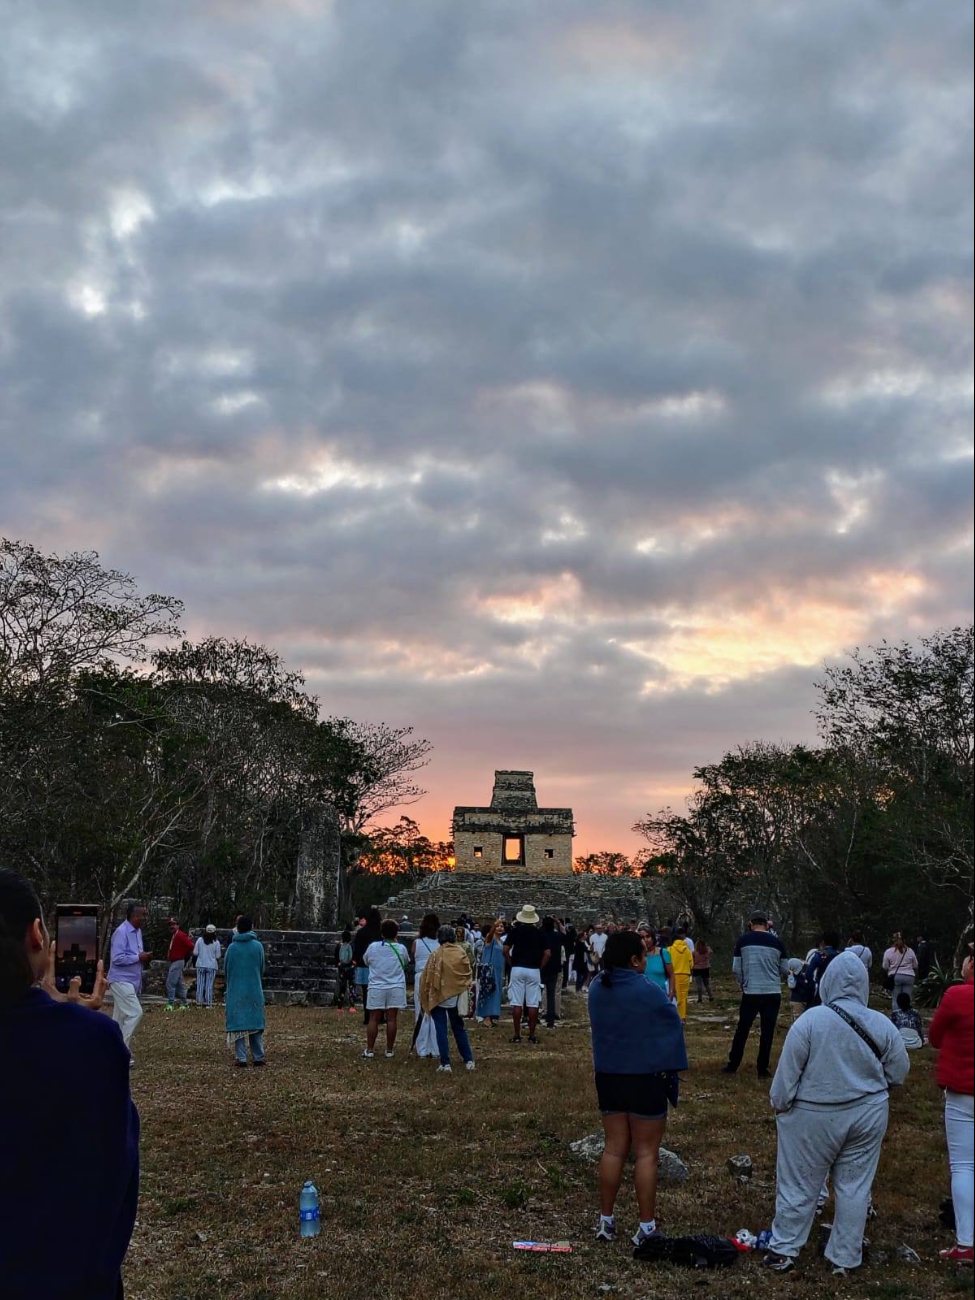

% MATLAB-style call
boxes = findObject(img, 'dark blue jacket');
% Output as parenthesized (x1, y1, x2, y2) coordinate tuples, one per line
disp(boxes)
(0, 989, 139, 1298)
(588, 967, 688, 1074)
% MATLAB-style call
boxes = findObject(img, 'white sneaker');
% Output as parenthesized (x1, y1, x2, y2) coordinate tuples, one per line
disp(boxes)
(595, 1220, 616, 1242)
(465, 1060, 476, 1071)
(384, 1050, 395, 1058)
(632, 1225, 658, 1247)
(362, 1049, 375, 1059)
(436, 1064, 452, 1073)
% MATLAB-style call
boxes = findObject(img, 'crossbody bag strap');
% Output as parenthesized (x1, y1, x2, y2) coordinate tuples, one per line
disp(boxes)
(385, 940, 407, 973)
(829, 1003, 884, 1062)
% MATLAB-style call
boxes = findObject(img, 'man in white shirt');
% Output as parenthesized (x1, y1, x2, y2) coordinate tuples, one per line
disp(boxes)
(362, 919, 410, 1059)
(589, 923, 608, 964)
(845, 930, 872, 969)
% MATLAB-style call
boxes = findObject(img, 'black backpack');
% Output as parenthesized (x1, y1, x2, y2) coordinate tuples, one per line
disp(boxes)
(634, 1233, 739, 1268)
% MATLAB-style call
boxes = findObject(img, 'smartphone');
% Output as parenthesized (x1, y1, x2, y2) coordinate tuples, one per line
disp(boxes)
(54, 904, 99, 994)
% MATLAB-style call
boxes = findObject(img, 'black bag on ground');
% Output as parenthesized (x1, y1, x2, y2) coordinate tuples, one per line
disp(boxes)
(633, 1233, 738, 1268)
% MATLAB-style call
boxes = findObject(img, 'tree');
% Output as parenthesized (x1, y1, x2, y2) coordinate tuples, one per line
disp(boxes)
(634, 790, 752, 936)
(817, 626, 974, 946)
(573, 851, 635, 876)
(357, 816, 453, 882)
(1, 535, 436, 935)
(0, 537, 182, 696)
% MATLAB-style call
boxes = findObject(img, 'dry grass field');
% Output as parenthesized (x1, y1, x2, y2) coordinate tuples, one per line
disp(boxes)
(124, 983, 968, 1300)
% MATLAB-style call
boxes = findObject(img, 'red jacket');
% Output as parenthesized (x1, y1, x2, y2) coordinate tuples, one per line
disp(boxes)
(928, 979, 974, 1095)
(167, 929, 195, 962)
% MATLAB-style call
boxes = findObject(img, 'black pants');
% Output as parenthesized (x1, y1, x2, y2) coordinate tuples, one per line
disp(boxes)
(727, 993, 780, 1072)
(543, 972, 561, 1026)
(693, 969, 711, 998)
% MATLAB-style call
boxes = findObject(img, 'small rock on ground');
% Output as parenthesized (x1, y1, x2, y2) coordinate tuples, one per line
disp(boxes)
(568, 1133, 689, 1182)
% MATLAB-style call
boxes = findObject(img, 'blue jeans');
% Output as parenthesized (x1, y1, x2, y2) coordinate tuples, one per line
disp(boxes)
(166, 960, 187, 1005)
(234, 1032, 265, 1064)
(431, 1005, 473, 1067)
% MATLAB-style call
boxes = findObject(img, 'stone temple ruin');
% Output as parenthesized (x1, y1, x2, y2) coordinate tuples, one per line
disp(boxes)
(385, 769, 653, 927)
(453, 770, 574, 874)
(176, 772, 655, 1005)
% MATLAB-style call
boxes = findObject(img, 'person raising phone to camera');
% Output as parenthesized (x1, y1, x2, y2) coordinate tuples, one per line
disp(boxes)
(0, 868, 139, 1299)
(108, 901, 153, 1056)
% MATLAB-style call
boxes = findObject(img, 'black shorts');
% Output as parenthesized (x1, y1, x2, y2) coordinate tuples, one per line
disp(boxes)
(595, 1072, 671, 1120)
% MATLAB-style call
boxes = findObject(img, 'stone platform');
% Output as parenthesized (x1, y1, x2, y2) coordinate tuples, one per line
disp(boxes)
(181, 928, 360, 1006)
(384, 871, 657, 927)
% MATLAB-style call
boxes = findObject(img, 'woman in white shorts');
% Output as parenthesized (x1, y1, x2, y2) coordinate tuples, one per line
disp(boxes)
(362, 920, 409, 1059)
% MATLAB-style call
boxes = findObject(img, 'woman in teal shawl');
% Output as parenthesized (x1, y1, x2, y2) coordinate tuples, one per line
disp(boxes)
(224, 917, 266, 1066)
(476, 920, 505, 1024)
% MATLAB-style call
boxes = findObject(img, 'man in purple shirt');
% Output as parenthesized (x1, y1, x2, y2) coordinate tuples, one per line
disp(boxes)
(108, 902, 153, 1054)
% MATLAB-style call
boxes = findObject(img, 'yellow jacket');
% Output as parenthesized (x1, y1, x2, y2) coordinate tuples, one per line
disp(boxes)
(668, 939, 693, 976)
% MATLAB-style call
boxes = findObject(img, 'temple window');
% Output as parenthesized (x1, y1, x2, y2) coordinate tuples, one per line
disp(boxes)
(503, 834, 525, 865)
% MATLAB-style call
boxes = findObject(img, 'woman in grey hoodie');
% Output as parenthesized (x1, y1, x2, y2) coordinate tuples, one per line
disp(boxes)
(764, 950, 910, 1276)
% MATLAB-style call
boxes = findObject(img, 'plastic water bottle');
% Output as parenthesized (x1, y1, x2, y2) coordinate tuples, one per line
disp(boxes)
(299, 1181, 320, 1237)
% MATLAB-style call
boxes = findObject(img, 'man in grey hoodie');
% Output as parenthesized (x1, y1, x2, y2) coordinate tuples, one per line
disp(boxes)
(764, 950, 909, 1276)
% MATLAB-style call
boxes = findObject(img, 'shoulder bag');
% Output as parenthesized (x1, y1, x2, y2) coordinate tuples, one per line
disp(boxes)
(828, 1003, 884, 1061)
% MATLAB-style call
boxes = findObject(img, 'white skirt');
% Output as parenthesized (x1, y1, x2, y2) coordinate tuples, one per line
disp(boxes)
(414, 979, 439, 1057)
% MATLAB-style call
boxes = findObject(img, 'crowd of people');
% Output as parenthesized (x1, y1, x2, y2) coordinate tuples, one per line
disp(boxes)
(1, 865, 972, 1298)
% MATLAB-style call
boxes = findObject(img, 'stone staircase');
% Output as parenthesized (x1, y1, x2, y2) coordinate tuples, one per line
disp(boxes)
(384, 871, 657, 927)
(182, 927, 418, 1006)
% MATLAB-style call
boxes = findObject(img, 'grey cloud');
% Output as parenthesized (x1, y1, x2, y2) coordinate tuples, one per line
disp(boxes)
(1, 0, 971, 848)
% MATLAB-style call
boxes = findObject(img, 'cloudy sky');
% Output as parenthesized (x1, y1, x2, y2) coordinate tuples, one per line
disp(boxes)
(2, 0, 972, 852)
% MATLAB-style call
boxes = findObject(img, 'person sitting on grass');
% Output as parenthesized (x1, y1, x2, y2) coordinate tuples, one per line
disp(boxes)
(890, 990, 925, 1050)
(419, 925, 475, 1073)
(224, 915, 266, 1067)
(362, 919, 409, 1059)
(587, 929, 687, 1247)
(0, 868, 139, 1299)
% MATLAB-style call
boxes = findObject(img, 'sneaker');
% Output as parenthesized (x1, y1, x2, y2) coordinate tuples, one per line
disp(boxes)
(762, 1252, 795, 1273)
(866, 1203, 878, 1221)
(757, 1068, 771, 1078)
(178, 1005, 188, 1012)
(595, 1220, 616, 1243)
(436, 1064, 452, 1073)
(362, 1049, 374, 1059)
(941, 1246, 974, 1264)
(721, 1064, 737, 1074)
(465, 1060, 476, 1072)
(831, 1266, 850, 1277)
(631, 1226, 658, 1247)
(384, 1050, 395, 1058)
(164, 1005, 174, 1012)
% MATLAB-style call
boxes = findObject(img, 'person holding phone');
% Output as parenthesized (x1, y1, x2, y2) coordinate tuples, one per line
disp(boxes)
(0, 868, 139, 1299)
(108, 902, 153, 1054)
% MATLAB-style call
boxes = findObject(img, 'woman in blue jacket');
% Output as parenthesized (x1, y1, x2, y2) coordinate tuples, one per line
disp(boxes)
(224, 915, 266, 1066)
(587, 929, 688, 1247)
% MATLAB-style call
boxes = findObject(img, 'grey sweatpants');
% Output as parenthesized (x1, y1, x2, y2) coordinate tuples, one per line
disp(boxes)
(769, 1095, 888, 1269)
